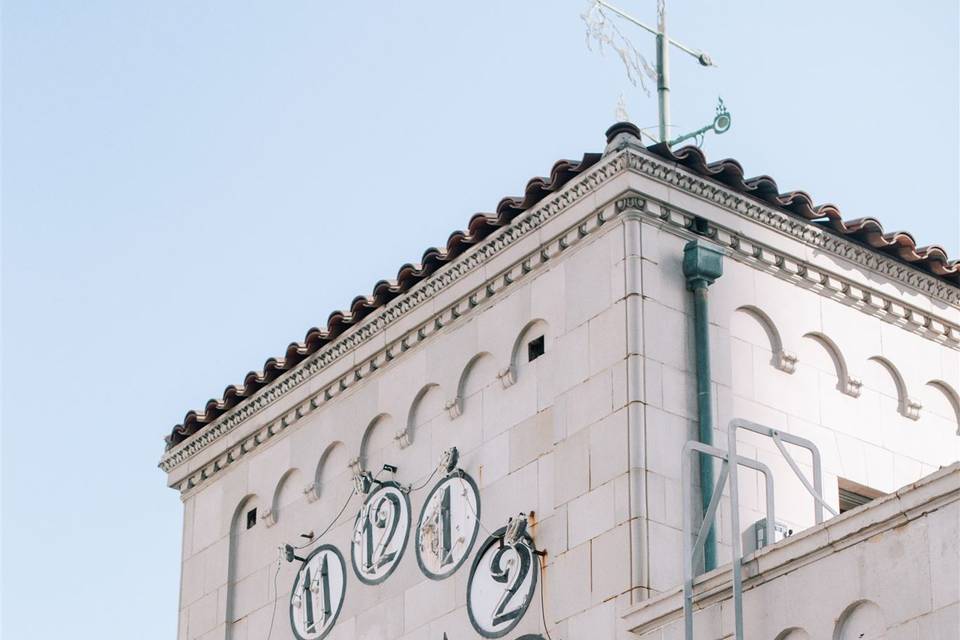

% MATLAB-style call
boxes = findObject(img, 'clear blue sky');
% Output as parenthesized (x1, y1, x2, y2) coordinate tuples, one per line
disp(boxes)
(2, 1, 957, 637)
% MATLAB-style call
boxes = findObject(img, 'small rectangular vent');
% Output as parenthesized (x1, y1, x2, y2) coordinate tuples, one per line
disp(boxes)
(839, 488, 873, 513)
(246, 508, 257, 530)
(838, 478, 884, 514)
(527, 336, 545, 362)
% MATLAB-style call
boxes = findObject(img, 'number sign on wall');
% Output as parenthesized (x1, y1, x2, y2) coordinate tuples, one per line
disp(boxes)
(415, 471, 482, 580)
(350, 481, 412, 585)
(288, 454, 542, 639)
(466, 527, 539, 639)
(289, 545, 346, 640)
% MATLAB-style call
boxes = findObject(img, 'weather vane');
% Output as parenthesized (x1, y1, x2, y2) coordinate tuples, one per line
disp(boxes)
(582, 0, 731, 147)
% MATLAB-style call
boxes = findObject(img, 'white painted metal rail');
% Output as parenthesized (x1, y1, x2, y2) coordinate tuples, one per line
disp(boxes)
(681, 419, 836, 640)
(728, 418, 838, 524)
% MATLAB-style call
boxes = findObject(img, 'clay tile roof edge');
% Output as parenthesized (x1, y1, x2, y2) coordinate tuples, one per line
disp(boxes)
(163, 150, 603, 450)
(163, 125, 958, 453)
(645, 140, 959, 285)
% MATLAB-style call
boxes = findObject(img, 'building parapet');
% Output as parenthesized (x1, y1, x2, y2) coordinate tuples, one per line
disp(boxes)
(621, 462, 960, 637)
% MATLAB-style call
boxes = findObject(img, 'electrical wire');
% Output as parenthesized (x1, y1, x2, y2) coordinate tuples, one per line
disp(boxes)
(458, 476, 495, 538)
(265, 557, 282, 640)
(457, 476, 553, 639)
(265, 463, 451, 639)
(297, 461, 434, 555)
(409, 467, 438, 493)
(538, 553, 554, 640)
(268, 487, 358, 639)
(276, 470, 552, 640)
(295, 487, 358, 550)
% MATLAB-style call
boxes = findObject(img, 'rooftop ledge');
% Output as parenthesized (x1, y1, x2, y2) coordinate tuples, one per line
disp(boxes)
(620, 461, 960, 635)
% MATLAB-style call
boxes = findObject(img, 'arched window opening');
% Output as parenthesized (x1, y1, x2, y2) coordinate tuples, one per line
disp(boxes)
(833, 600, 886, 640)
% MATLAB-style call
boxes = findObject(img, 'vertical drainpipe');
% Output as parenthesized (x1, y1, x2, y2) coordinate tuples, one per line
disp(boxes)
(682, 238, 723, 573)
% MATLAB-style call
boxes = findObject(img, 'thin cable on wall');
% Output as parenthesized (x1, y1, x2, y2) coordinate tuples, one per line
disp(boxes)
(539, 554, 554, 640)
(459, 475, 495, 538)
(266, 485, 358, 640)
(409, 466, 438, 493)
(269, 464, 435, 640)
(459, 475, 553, 639)
(295, 487, 358, 550)
(265, 556, 282, 640)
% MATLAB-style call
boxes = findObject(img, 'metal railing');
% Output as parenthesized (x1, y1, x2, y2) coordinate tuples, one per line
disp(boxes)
(681, 441, 773, 640)
(728, 419, 838, 524)
(681, 418, 837, 640)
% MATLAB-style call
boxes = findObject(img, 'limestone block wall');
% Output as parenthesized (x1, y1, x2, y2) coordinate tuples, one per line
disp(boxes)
(633, 216, 960, 595)
(167, 145, 960, 640)
(174, 218, 636, 640)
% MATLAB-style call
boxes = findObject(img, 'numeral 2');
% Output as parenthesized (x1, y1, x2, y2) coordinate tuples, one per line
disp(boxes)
(363, 492, 401, 571)
(490, 544, 531, 626)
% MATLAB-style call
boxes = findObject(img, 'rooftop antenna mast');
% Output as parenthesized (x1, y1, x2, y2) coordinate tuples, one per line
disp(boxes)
(583, 0, 731, 147)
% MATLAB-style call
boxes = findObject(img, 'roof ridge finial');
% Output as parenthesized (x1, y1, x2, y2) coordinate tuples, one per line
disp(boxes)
(604, 121, 643, 155)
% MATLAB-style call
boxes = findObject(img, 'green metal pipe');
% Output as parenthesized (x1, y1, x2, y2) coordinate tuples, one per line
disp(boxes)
(691, 282, 716, 572)
(682, 239, 723, 573)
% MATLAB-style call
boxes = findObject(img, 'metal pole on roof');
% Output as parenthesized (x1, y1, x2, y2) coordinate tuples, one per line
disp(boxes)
(594, 0, 712, 64)
(585, 0, 726, 147)
(655, 1, 670, 143)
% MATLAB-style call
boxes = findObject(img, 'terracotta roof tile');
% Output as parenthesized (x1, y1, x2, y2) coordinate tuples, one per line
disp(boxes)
(643, 135, 959, 285)
(163, 125, 958, 451)
(163, 151, 602, 449)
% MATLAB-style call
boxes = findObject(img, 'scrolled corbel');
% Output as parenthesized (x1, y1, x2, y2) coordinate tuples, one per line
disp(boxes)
(348, 457, 363, 476)
(774, 350, 798, 374)
(902, 398, 922, 421)
(444, 397, 463, 419)
(394, 430, 411, 449)
(261, 509, 277, 528)
(497, 366, 517, 389)
(841, 376, 863, 398)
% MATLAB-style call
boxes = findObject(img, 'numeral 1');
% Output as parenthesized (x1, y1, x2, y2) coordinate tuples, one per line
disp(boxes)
(302, 567, 315, 632)
(439, 484, 452, 566)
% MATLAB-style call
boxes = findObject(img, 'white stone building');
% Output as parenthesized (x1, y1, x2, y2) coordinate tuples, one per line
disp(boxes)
(160, 123, 960, 640)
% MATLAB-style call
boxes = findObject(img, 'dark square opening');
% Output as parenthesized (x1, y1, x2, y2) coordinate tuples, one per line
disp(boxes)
(527, 335, 545, 362)
(246, 508, 257, 530)
(838, 478, 884, 514)
(692, 216, 711, 236)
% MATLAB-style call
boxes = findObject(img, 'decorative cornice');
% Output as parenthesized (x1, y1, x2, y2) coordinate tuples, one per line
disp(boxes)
(620, 151, 960, 306)
(162, 146, 960, 488)
(615, 192, 960, 350)
(161, 156, 626, 488)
